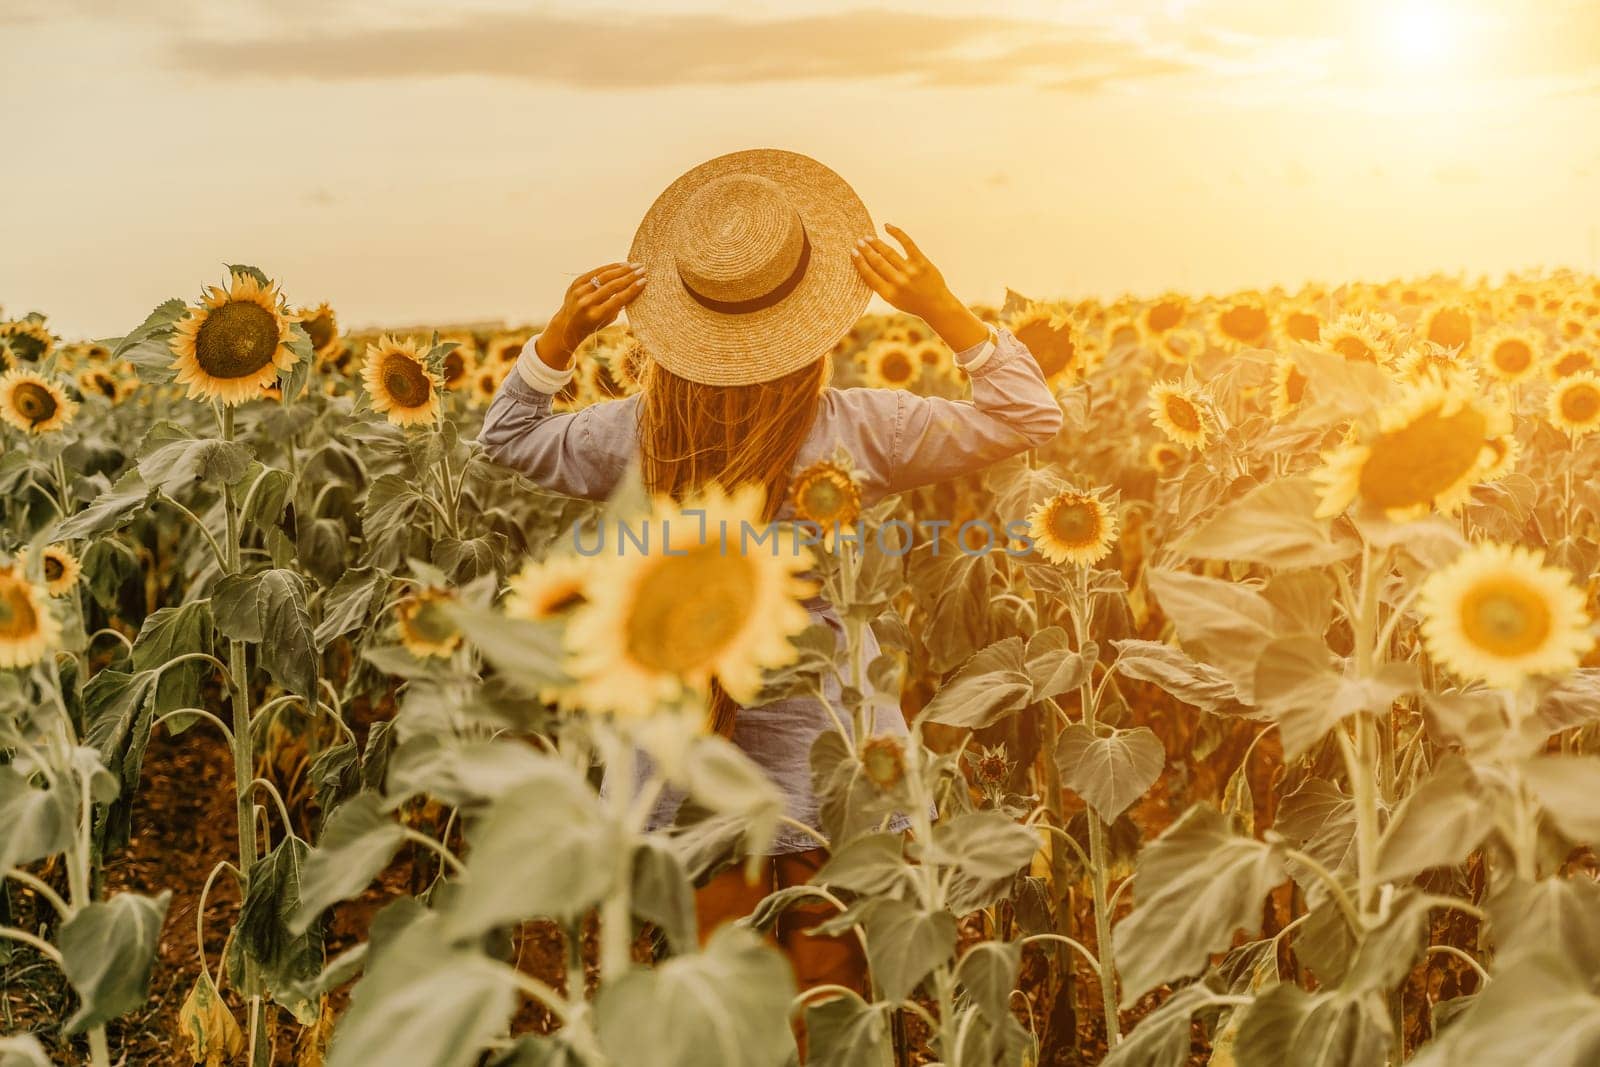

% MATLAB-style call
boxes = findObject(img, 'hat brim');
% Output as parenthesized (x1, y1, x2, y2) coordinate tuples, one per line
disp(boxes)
(625, 149, 873, 387)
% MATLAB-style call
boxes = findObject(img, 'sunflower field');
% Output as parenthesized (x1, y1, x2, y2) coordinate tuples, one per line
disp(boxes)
(3, 265, 1600, 1067)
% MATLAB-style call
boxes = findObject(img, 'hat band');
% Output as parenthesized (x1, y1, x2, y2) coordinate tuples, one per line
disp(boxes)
(679, 232, 812, 315)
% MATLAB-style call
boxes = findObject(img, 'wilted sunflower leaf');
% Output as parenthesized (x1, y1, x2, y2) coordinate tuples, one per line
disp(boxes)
(1114, 804, 1284, 1005)
(59, 890, 171, 1033)
(178, 970, 244, 1067)
(594, 926, 796, 1067)
(236, 835, 324, 1023)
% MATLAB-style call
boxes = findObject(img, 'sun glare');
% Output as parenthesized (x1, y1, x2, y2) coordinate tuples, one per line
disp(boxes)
(1382, 0, 1456, 66)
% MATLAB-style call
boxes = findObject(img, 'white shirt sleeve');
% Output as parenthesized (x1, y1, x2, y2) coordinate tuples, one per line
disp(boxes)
(515, 334, 578, 394)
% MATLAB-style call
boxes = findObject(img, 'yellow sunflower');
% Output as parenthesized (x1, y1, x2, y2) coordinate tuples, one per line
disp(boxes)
(1270, 356, 1309, 419)
(169, 272, 301, 405)
(1548, 345, 1596, 380)
(0, 319, 55, 363)
(1139, 293, 1188, 338)
(1480, 328, 1542, 383)
(296, 302, 341, 361)
(564, 484, 815, 719)
(470, 366, 503, 407)
(0, 566, 60, 669)
(1105, 317, 1142, 353)
(484, 334, 524, 368)
(77, 367, 125, 403)
(1395, 343, 1479, 390)
(1478, 432, 1521, 482)
(362, 336, 442, 427)
(1148, 381, 1210, 449)
(1548, 373, 1600, 438)
(1157, 328, 1205, 366)
(1147, 440, 1185, 475)
(913, 339, 953, 378)
(1313, 379, 1507, 521)
(19, 545, 82, 597)
(1420, 542, 1593, 689)
(1027, 486, 1117, 566)
(789, 459, 862, 529)
(396, 587, 462, 658)
(0, 371, 77, 434)
(439, 341, 477, 394)
(1208, 296, 1273, 351)
(1318, 316, 1387, 364)
(1007, 303, 1084, 382)
(1276, 304, 1323, 345)
(505, 555, 590, 621)
(864, 341, 920, 390)
(1417, 303, 1475, 354)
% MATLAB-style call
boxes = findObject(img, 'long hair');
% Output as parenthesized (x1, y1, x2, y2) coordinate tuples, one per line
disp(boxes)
(636, 352, 831, 735)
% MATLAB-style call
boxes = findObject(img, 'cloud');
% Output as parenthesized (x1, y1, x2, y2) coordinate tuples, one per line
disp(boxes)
(170, 8, 1220, 93)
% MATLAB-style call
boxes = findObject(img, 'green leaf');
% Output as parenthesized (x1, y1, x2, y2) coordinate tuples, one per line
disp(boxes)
(1233, 983, 1392, 1067)
(131, 599, 215, 723)
(447, 604, 570, 697)
(631, 838, 697, 956)
(594, 926, 797, 1067)
(0, 764, 76, 871)
(1375, 757, 1490, 883)
(236, 836, 324, 1023)
(1114, 805, 1285, 1005)
(1522, 755, 1600, 844)
(1407, 951, 1600, 1066)
(55, 469, 152, 540)
(1022, 626, 1093, 702)
(256, 568, 318, 701)
(955, 940, 1021, 1024)
(384, 734, 547, 806)
(814, 832, 912, 896)
(803, 991, 891, 1067)
(1254, 638, 1417, 760)
(1110, 639, 1241, 714)
(59, 890, 172, 1033)
(918, 637, 1034, 729)
(1103, 982, 1221, 1067)
(1275, 778, 1357, 911)
(858, 898, 957, 1003)
(1055, 724, 1165, 821)
(1171, 475, 1353, 569)
(238, 462, 293, 533)
(137, 421, 253, 496)
(315, 567, 390, 649)
(211, 572, 264, 642)
(443, 762, 622, 935)
(1146, 568, 1283, 703)
(1343, 889, 1432, 992)
(113, 297, 186, 384)
(326, 910, 515, 1067)
(1487, 876, 1600, 969)
(923, 811, 1041, 912)
(292, 794, 404, 934)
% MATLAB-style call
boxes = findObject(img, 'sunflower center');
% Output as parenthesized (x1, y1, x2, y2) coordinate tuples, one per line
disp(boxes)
(381, 353, 433, 409)
(1458, 578, 1552, 658)
(1017, 322, 1076, 378)
(13, 382, 57, 424)
(1147, 301, 1184, 332)
(1554, 349, 1593, 377)
(93, 374, 117, 399)
(1048, 498, 1101, 547)
(442, 350, 465, 385)
(1427, 308, 1473, 350)
(1333, 336, 1376, 363)
(799, 477, 847, 521)
(194, 300, 281, 380)
(42, 556, 63, 582)
(1284, 365, 1308, 405)
(304, 312, 335, 351)
(1492, 340, 1532, 373)
(0, 580, 38, 639)
(406, 598, 457, 643)
(1164, 395, 1202, 433)
(1560, 384, 1600, 424)
(1285, 312, 1320, 342)
(880, 351, 914, 383)
(1219, 305, 1268, 342)
(625, 545, 757, 676)
(1358, 404, 1488, 510)
(539, 583, 587, 616)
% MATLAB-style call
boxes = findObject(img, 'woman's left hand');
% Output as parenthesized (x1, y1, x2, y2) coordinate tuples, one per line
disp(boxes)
(852, 225, 989, 353)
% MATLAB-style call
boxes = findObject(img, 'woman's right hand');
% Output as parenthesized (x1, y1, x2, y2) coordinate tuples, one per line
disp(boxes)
(534, 262, 648, 370)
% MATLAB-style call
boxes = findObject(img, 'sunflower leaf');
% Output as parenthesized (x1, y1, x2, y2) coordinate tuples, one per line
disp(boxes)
(59, 890, 171, 1033)
(1055, 724, 1166, 822)
(256, 568, 318, 701)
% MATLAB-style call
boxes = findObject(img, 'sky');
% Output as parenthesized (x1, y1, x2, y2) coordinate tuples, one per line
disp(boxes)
(3, 0, 1599, 340)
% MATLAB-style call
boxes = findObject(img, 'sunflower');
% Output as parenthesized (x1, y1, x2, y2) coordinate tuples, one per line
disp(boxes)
(1318, 316, 1387, 364)
(1395, 343, 1479, 390)
(1276, 304, 1323, 345)
(1148, 381, 1210, 449)
(169, 272, 300, 405)
(864, 341, 920, 390)
(77, 367, 125, 404)
(1007, 303, 1084, 382)
(789, 458, 861, 528)
(396, 587, 462, 658)
(1313, 379, 1506, 521)
(362, 336, 442, 427)
(1208, 296, 1273, 351)
(1105, 317, 1142, 353)
(36, 546, 81, 597)
(1027, 486, 1117, 566)
(296, 302, 341, 360)
(470, 366, 503, 407)
(0, 319, 55, 363)
(1548, 373, 1600, 438)
(483, 334, 524, 369)
(1270, 356, 1308, 419)
(913, 339, 952, 376)
(1139, 293, 1188, 338)
(1480, 328, 1542, 383)
(1147, 440, 1184, 475)
(1418, 303, 1475, 354)
(1157, 328, 1205, 366)
(438, 341, 477, 394)
(1419, 542, 1593, 689)
(1548, 345, 1596, 380)
(0, 371, 77, 434)
(0, 566, 60, 669)
(1478, 431, 1521, 482)
(564, 484, 815, 719)
(861, 736, 906, 791)
(505, 555, 590, 621)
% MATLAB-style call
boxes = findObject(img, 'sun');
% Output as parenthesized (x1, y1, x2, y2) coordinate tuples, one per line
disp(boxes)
(1382, 1, 1456, 67)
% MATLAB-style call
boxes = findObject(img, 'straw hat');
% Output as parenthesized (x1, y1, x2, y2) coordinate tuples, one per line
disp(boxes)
(625, 148, 874, 387)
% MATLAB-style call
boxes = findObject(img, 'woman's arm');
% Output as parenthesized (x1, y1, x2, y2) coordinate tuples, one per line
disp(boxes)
(478, 262, 648, 500)
(847, 226, 1064, 493)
